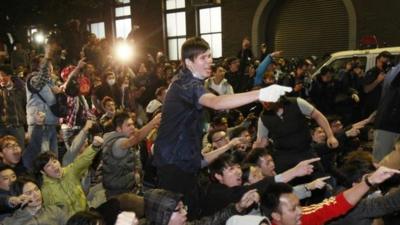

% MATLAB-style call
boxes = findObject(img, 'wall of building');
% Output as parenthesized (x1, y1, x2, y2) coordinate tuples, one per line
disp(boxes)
(90, 0, 400, 58)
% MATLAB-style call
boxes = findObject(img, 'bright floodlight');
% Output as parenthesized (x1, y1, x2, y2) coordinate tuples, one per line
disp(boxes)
(115, 42, 134, 63)
(34, 33, 45, 44)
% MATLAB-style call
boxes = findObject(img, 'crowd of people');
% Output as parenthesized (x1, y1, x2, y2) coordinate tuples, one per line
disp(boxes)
(0, 28, 400, 225)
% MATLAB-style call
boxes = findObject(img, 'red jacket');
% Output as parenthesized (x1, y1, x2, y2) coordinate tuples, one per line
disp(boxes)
(273, 193, 353, 225)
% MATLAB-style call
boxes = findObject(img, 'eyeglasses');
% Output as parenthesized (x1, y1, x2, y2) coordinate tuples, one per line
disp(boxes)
(173, 205, 188, 213)
(3, 143, 20, 150)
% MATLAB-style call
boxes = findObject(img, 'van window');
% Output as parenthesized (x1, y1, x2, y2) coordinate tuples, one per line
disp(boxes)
(329, 57, 367, 73)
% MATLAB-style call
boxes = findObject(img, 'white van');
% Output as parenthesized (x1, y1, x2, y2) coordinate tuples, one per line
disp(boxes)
(312, 47, 400, 77)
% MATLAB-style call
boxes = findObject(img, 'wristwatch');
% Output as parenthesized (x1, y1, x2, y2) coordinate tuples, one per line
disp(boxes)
(364, 174, 373, 187)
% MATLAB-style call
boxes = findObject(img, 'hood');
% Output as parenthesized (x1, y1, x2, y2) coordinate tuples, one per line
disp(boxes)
(144, 189, 182, 225)
(102, 131, 127, 153)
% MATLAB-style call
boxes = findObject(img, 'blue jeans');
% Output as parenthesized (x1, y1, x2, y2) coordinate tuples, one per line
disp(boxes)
(28, 125, 58, 156)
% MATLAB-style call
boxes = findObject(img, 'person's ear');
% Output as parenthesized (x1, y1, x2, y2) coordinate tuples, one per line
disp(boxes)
(271, 211, 282, 222)
(214, 173, 223, 183)
(0, 151, 4, 158)
(185, 59, 193, 69)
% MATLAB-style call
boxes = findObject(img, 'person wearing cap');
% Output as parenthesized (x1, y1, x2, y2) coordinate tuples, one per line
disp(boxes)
(153, 37, 291, 219)
(146, 86, 167, 119)
(0, 64, 26, 149)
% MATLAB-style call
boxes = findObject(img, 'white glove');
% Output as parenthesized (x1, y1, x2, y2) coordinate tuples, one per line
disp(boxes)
(258, 84, 292, 102)
(114, 212, 138, 225)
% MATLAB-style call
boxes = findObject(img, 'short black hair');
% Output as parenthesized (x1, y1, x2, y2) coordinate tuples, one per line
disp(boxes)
(377, 51, 392, 59)
(244, 147, 272, 166)
(67, 211, 105, 225)
(33, 151, 57, 186)
(319, 65, 334, 76)
(0, 64, 13, 76)
(181, 37, 210, 67)
(260, 182, 293, 219)
(209, 153, 239, 182)
(0, 165, 15, 174)
(10, 176, 39, 196)
(112, 111, 131, 129)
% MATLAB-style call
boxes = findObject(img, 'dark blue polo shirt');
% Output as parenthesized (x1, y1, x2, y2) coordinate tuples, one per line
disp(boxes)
(153, 69, 206, 173)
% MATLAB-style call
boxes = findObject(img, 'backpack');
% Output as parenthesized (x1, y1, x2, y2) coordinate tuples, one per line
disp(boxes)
(27, 75, 68, 118)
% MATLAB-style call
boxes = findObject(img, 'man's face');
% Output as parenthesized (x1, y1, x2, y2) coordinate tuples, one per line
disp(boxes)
(312, 127, 327, 144)
(104, 100, 116, 114)
(259, 155, 276, 177)
(22, 182, 42, 208)
(215, 164, 242, 187)
(185, 50, 212, 79)
(0, 71, 11, 87)
(321, 73, 333, 83)
(272, 193, 302, 225)
(43, 158, 62, 179)
(237, 130, 252, 151)
(118, 118, 136, 136)
(0, 141, 22, 165)
(211, 131, 229, 149)
(377, 57, 389, 69)
(214, 67, 226, 80)
(168, 201, 187, 225)
(0, 169, 16, 191)
(330, 120, 343, 134)
(229, 60, 240, 73)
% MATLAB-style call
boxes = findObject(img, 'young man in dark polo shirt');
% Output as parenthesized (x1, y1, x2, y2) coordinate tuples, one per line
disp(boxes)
(153, 37, 291, 218)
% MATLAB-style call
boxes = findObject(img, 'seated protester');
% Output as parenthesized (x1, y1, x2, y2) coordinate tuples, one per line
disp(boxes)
(144, 188, 259, 225)
(201, 134, 244, 168)
(311, 126, 337, 175)
(61, 119, 104, 202)
(326, 152, 400, 225)
(66, 211, 105, 225)
(241, 164, 264, 186)
(202, 113, 254, 149)
(201, 153, 319, 217)
(328, 116, 370, 167)
(245, 147, 330, 200)
(227, 166, 400, 225)
(99, 96, 116, 133)
(230, 127, 253, 152)
(102, 111, 161, 199)
(334, 150, 376, 193)
(1, 176, 68, 225)
(0, 112, 44, 176)
(0, 166, 17, 220)
(32, 136, 103, 215)
(145, 86, 167, 120)
(60, 59, 94, 140)
(204, 128, 247, 163)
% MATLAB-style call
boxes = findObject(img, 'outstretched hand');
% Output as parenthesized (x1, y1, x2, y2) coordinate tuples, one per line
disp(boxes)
(235, 189, 260, 212)
(259, 84, 293, 102)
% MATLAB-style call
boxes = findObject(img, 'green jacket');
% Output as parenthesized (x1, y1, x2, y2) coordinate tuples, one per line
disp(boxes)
(41, 145, 97, 214)
(1, 205, 67, 225)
